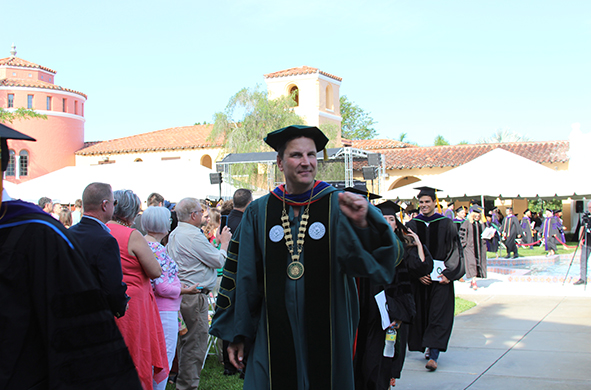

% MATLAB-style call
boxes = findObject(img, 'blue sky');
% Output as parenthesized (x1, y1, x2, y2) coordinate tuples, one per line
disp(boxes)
(2, 0, 589, 145)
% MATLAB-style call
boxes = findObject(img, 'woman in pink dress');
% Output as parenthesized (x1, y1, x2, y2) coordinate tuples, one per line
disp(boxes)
(108, 189, 168, 390)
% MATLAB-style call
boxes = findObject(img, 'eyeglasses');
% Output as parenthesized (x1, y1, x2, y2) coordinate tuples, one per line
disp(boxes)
(103, 199, 118, 206)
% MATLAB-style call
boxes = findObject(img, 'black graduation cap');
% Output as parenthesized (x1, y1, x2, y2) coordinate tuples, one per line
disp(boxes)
(455, 206, 466, 213)
(470, 204, 483, 214)
(414, 186, 442, 200)
(447, 201, 455, 207)
(376, 200, 401, 216)
(264, 125, 329, 152)
(344, 184, 382, 200)
(1, 123, 36, 172)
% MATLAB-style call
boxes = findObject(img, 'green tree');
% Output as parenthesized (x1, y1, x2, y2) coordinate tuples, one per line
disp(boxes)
(209, 85, 304, 154)
(457, 140, 469, 145)
(528, 198, 562, 214)
(434, 135, 450, 146)
(478, 128, 531, 143)
(339, 96, 377, 140)
(0, 107, 47, 124)
(208, 86, 306, 189)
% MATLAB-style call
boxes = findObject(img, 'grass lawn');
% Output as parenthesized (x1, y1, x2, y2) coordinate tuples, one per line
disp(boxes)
(166, 297, 477, 389)
(455, 296, 476, 315)
(487, 241, 579, 258)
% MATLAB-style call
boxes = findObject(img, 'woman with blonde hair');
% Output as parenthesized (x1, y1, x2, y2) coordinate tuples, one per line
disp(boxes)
(108, 190, 168, 389)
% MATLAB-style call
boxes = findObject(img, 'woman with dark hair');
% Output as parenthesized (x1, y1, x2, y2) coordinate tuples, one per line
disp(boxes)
(354, 200, 431, 389)
(108, 189, 168, 390)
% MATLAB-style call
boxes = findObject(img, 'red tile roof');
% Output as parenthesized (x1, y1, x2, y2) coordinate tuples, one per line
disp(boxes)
(374, 141, 569, 170)
(264, 66, 342, 82)
(0, 56, 56, 74)
(76, 125, 224, 156)
(0, 78, 87, 98)
(350, 138, 415, 150)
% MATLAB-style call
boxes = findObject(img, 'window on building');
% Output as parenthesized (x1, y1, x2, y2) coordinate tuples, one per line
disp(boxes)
(27, 95, 33, 109)
(82, 102, 84, 116)
(12, 72, 16, 76)
(74, 101, 78, 115)
(325, 85, 334, 111)
(8, 94, 14, 108)
(28, 73, 32, 78)
(289, 85, 299, 106)
(46, 96, 52, 111)
(41, 75, 44, 80)
(6, 150, 15, 176)
(62, 98, 67, 112)
(19, 150, 29, 177)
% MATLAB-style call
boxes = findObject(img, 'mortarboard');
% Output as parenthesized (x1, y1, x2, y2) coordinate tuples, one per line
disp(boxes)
(447, 201, 455, 207)
(1, 123, 36, 172)
(264, 125, 329, 153)
(470, 204, 483, 214)
(344, 184, 382, 201)
(414, 186, 442, 200)
(455, 206, 466, 213)
(376, 200, 401, 216)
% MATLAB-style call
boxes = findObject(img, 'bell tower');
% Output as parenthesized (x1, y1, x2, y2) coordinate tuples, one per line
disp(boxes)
(264, 66, 342, 130)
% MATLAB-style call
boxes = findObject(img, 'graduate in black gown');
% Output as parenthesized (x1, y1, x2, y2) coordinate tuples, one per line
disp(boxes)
(0, 124, 141, 390)
(452, 206, 467, 233)
(354, 200, 431, 389)
(405, 187, 465, 372)
(501, 207, 522, 258)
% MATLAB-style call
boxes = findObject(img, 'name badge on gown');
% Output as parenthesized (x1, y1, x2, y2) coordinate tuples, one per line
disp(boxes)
(308, 222, 326, 240)
(269, 225, 284, 242)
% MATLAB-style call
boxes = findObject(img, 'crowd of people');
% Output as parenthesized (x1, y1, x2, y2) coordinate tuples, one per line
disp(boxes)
(2, 123, 588, 390)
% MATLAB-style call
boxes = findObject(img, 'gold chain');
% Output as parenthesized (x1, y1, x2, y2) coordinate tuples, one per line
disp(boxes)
(282, 189, 313, 278)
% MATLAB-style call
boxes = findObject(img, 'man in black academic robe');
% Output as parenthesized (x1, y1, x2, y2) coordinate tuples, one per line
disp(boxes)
(405, 187, 464, 372)
(501, 207, 522, 258)
(520, 209, 534, 249)
(0, 124, 141, 390)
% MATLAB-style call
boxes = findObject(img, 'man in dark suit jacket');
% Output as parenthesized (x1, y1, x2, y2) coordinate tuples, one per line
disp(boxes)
(70, 182, 129, 318)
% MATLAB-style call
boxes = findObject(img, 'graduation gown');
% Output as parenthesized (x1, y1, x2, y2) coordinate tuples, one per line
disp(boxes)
(354, 243, 423, 390)
(543, 216, 560, 251)
(520, 216, 534, 245)
(0, 200, 141, 390)
(210, 182, 404, 390)
(501, 215, 522, 254)
(485, 221, 500, 252)
(459, 219, 487, 279)
(406, 213, 465, 353)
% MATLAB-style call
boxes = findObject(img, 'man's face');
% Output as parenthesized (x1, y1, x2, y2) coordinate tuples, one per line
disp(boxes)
(525, 210, 531, 217)
(44, 201, 53, 213)
(506, 208, 513, 216)
(103, 191, 116, 221)
(277, 137, 317, 194)
(383, 215, 397, 231)
(418, 196, 435, 217)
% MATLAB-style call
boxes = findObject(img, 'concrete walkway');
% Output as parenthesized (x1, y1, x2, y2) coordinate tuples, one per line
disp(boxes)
(394, 272, 591, 389)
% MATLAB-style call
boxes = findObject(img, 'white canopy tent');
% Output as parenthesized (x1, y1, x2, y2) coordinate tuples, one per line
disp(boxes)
(383, 148, 580, 200)
(9, 160, 236, 204)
